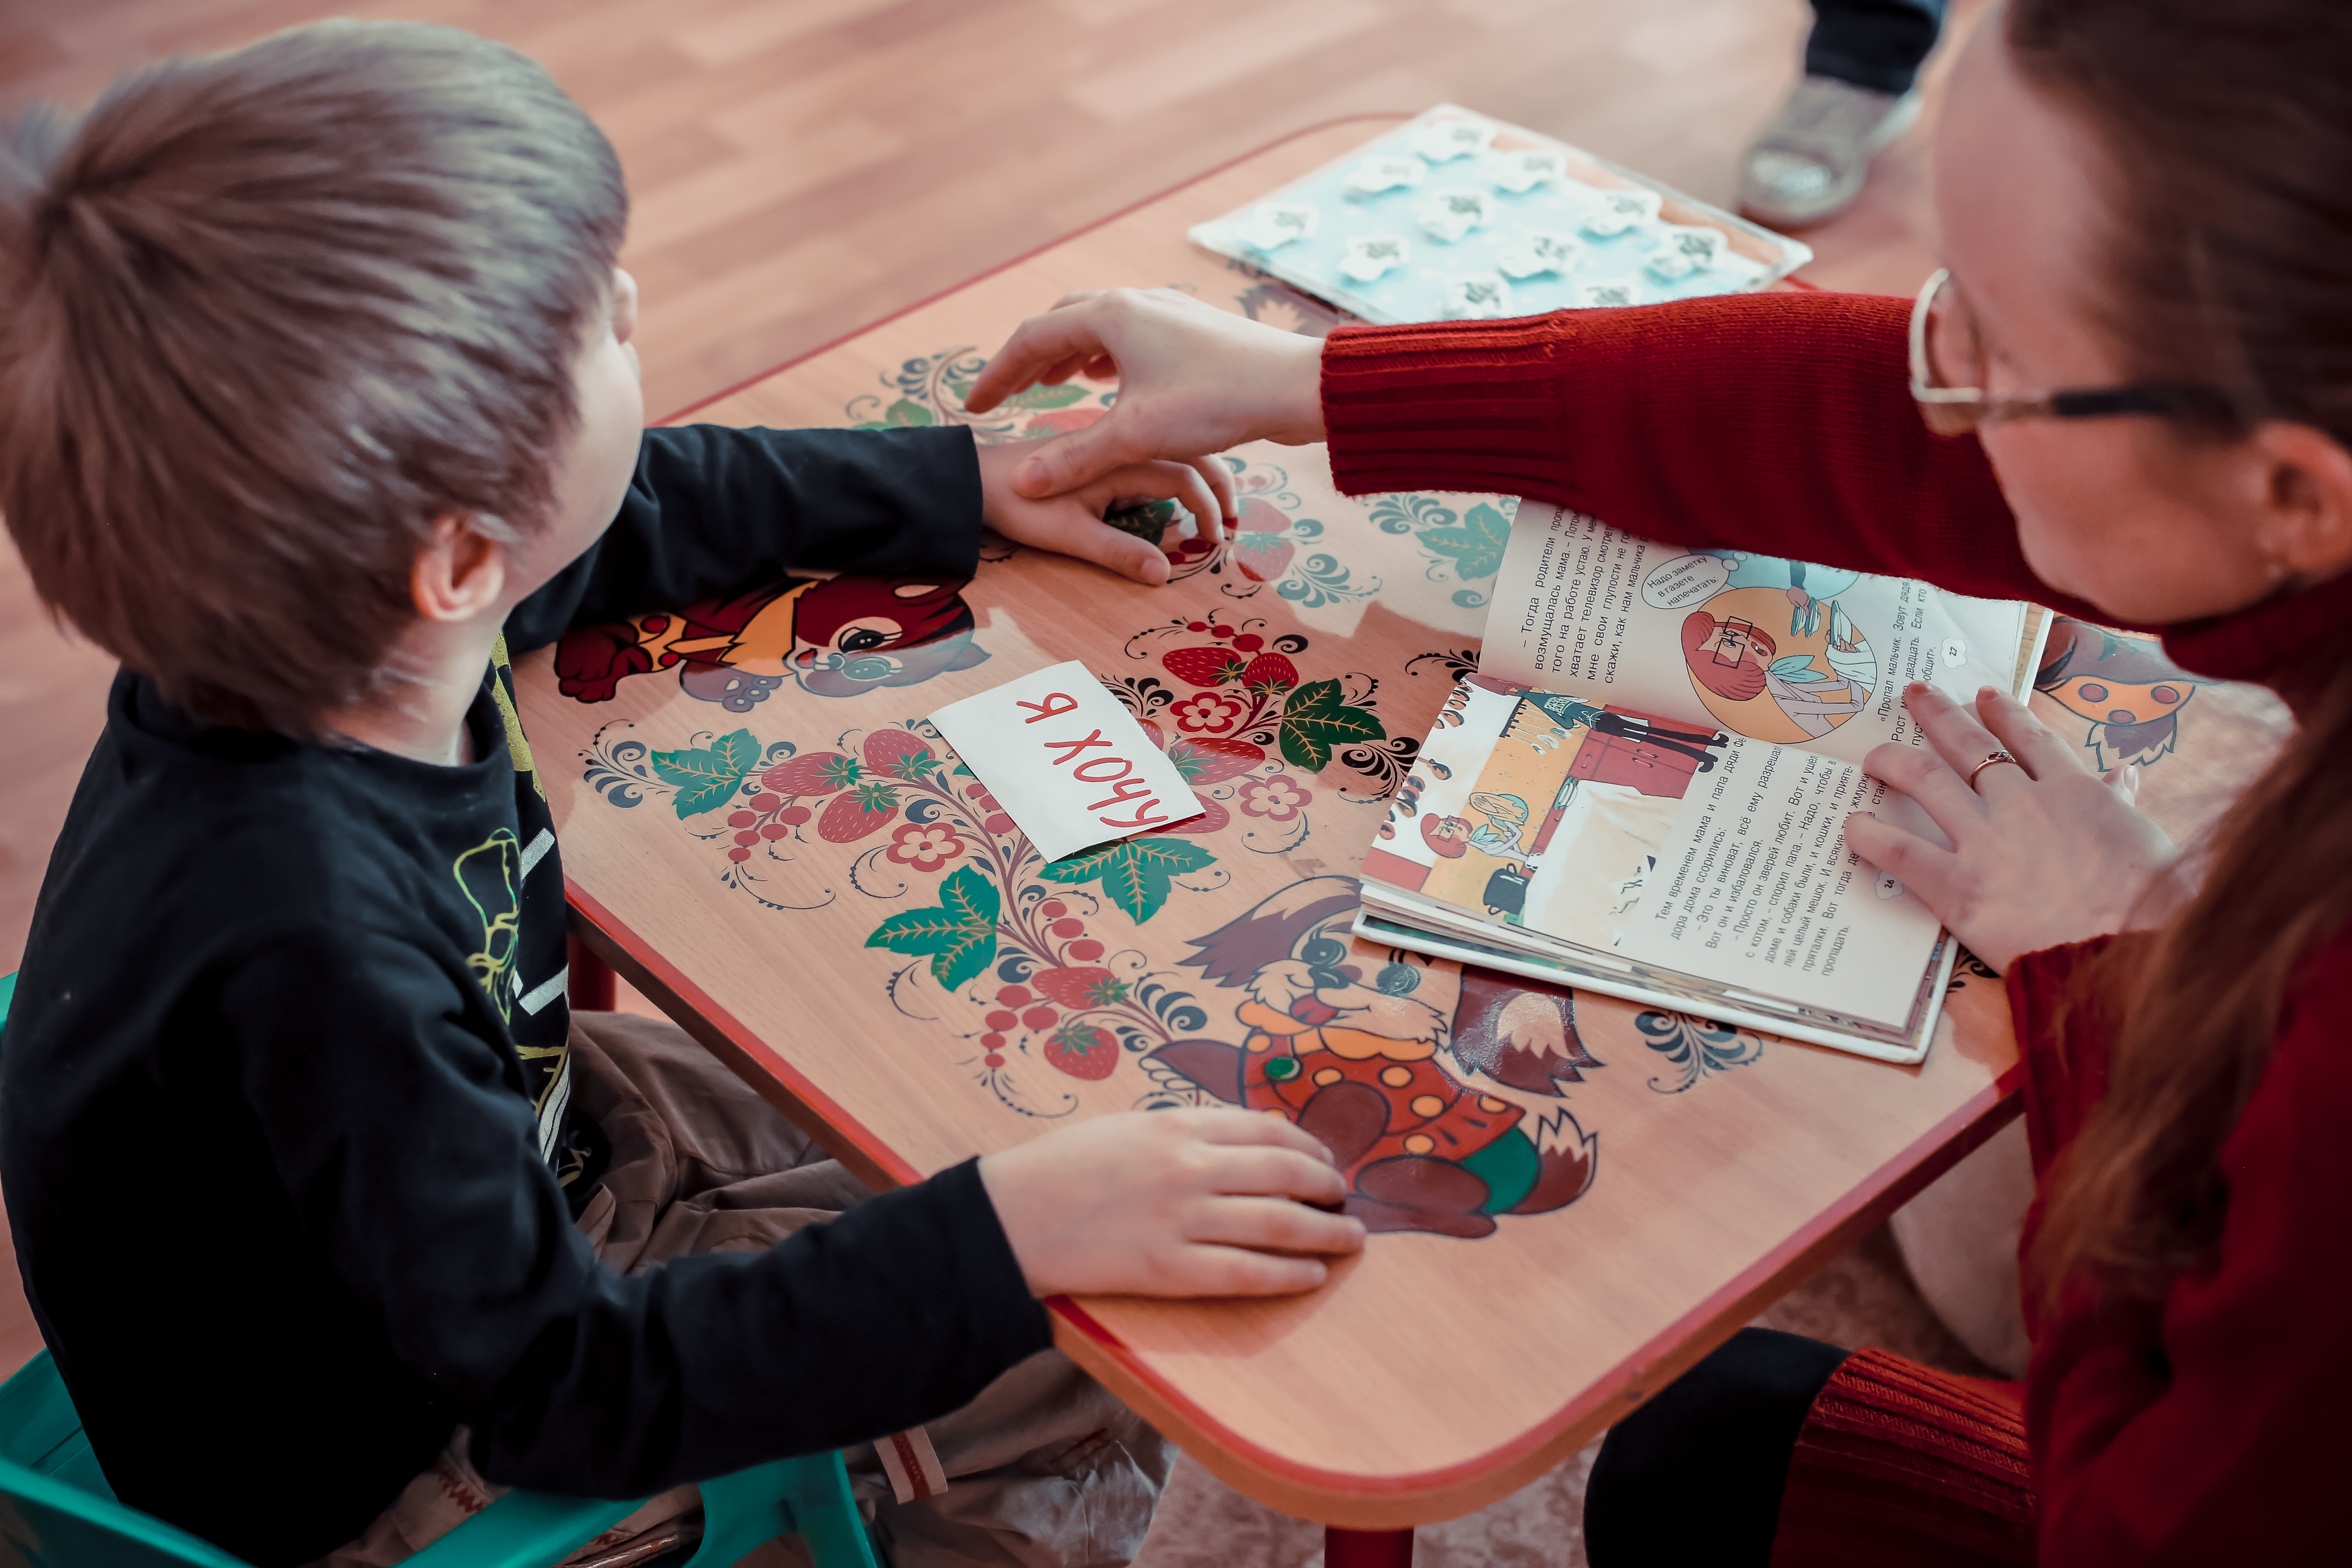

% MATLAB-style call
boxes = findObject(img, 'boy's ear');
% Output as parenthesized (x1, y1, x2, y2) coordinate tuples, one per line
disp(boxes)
(411, 514, 508, 624)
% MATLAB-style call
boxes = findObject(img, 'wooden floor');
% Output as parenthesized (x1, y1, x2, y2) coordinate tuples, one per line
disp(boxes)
(0, 0, 1982, 1374)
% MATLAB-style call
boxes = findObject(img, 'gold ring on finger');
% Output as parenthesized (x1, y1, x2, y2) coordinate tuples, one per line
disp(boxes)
(1965, 749, 2021, 790)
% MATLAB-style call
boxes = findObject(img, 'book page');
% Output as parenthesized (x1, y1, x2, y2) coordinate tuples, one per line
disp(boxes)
(1481, 505, 2034, 769)
(1605, 736, 1942, 1026)
(1361, 675, 1945, 1033)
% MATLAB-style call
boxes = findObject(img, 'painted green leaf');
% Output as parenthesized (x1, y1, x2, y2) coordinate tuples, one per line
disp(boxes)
(652, 728, 759, 818)
(1040, 837, 1215, 925)
(1419, 501, 1511, 582)
(1004, 383, 1090, 410)
(884, 398, 936, 427)
(1277, 680, 1385, 773)
(866, 865, 999, 989)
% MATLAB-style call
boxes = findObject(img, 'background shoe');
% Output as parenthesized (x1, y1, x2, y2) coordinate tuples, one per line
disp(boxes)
(1737, 75, 1923, 229)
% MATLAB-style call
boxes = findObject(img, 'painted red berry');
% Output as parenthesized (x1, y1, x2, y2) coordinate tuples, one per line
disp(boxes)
(1210, 623, 1234, 638)
(1068, 940, 1104, 961)
(727, 847, 752, 863)
(1186, 621, 1208, 633)
(980, 1033, 1005, 1051)
(1233, 634, 1264, 652)
(996, 985, 1032, 1007)
(1022, 1005, 1059, 1031)
(983, 1053, 1005, 1069)
(750, 792, 780, 812)
(760, 823, 793, 840)
(778, 805, 812, 825)
(1040, 901, 1067, 919)
(983, 813, 1015, 836)
(986, 1010, 1018, 1030)
(965, 782, 989, 798)
(1052, 919, 1084, 938)
(734, 830, 761, 847)
(729, 810, 757, 828)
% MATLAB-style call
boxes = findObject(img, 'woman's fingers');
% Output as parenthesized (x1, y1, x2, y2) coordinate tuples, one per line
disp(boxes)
(1084, 461, 1225, 548)
(1844, 811, 1961, 907)
(1863, 738, 1984, 842)
(966, 303, 1115, 411)
(1975, 686, 2087, 781)
(1901, 682, 2029, 790)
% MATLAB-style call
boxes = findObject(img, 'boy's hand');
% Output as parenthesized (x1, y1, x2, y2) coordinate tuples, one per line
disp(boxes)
(968, 289, 1326, 505)
(976, 438, 1228, 587)
(979, 1108, 1365, 1298)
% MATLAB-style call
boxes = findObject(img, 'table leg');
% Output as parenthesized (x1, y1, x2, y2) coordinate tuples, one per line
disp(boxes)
(568, 932, 617, 1012)
(1324, 1527, 1413, 1568)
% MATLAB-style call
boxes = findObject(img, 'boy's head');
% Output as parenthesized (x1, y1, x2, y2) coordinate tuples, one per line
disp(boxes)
(0, 21, 634, 735)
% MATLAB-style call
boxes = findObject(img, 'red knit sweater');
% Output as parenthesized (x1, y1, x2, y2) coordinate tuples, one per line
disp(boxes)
(1321, 292, 2352, 1565)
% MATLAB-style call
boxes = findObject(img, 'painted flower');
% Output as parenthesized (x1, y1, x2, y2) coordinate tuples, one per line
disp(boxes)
(1172, 692, 1248, 735)
(885, 822, 964, 872)
(1237, 773, 1312, 822)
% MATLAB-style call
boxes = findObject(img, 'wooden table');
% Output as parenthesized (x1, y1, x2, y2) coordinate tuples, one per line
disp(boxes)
(517, 116, 2280, 1562)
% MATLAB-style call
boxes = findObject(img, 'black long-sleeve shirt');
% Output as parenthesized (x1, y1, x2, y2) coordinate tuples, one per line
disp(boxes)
(0, 425, 1050, 1567)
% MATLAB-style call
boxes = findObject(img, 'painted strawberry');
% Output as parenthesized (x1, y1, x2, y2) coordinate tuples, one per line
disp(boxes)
(1031, 966, 1128, 1009)
(1240, 652, 1298, 692)
(1164, 645, 1250, 688)
(819, 779, 899, 842)
(863, 729, 936, 780)
(1161, 734, 1264, 784)
(765, 750, 860, 795)
(1044, 1020, 1120, 1081)
(1228, 497, 1295, 582)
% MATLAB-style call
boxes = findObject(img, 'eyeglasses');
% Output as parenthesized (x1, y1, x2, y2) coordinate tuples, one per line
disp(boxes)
(1908, 268, 2239, 436)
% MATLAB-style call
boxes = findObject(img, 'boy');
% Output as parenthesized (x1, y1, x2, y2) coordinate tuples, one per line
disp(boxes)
(0, 22, 1360, 1568)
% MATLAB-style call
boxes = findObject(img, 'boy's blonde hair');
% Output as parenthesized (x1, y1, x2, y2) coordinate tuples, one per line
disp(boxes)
(0, 21, 627, 734)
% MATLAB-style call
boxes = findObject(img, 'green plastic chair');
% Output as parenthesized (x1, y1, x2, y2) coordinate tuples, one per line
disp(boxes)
(0, 970, 881, 1568)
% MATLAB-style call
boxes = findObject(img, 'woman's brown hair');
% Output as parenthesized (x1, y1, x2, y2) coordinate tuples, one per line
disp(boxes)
(2008, 0, 2352, 1305)
(0, 21, 626, 735)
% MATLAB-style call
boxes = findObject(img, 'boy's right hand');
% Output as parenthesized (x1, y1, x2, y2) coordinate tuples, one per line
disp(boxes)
(966, 289, 1328, 505)
(979, 1109, 1363, 1298)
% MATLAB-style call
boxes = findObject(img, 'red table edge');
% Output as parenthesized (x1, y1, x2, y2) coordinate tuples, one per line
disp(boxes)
(564, 113, 2014, 1527)
(1048, 1063, 2022, 1528)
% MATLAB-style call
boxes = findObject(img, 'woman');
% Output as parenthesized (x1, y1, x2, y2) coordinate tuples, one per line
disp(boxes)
(966, 0, 2352, 1559)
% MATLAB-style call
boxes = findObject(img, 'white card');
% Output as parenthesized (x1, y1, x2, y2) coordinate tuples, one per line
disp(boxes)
(928, 661, 1204, 862)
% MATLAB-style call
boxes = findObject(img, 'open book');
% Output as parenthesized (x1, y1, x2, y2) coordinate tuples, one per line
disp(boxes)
(1355, 505, 2051, 1063)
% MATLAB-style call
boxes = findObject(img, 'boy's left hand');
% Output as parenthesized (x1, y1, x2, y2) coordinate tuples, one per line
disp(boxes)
(977, 438, 1226, 586)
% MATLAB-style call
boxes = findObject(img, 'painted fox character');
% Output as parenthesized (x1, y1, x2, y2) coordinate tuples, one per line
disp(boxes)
(2034, 616, 2203, 769)
(554, 574, 989, 709)
(1148, 877, 1599, 1239)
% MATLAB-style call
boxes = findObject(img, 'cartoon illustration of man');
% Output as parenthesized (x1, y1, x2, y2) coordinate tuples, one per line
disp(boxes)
(1528, 693, 1725, 771)
(1681, 610, 1868, 739)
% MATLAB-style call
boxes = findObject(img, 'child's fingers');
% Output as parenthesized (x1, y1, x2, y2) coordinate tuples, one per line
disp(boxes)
(1191, 1144, 1347, 1205)
(1191, 1194, 1365, 1256)
(1113, 459, 1225, 545)
(1183, 1106, 1339, 1163)
(1186, 455, 1237, 524)
(1160, 1243, 1330, 1298)
(1011, 414, 1148, 499)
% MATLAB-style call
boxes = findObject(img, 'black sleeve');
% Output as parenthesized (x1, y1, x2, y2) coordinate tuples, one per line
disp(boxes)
(504, 423, 986, 653)
(224, 932, 1048, 1494)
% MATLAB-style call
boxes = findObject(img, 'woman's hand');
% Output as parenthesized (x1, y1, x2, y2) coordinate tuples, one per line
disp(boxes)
(974, 438, 1226, 586)
(966, 288, 1326, 505)
(1845, 683, 2176, 972)
(979, 1108, 1364, 1298)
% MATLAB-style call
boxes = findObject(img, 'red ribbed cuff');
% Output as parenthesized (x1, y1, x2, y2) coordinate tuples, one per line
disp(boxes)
(1320, 313, 1580, 498)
